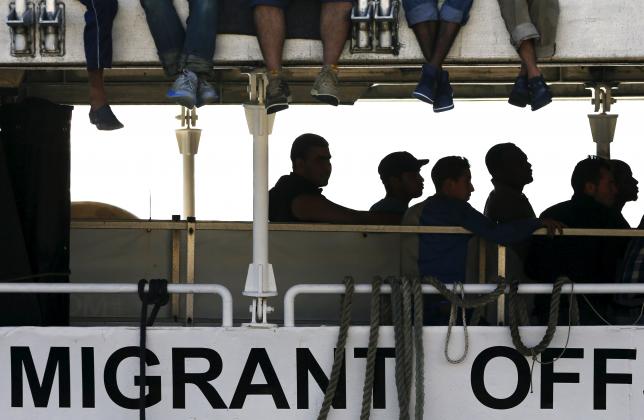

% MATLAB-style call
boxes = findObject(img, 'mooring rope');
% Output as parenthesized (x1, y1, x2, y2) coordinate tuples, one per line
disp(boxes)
(389, 277, 425, 420)
(317, 276, 354, 420)
(359, 277, 381, 420)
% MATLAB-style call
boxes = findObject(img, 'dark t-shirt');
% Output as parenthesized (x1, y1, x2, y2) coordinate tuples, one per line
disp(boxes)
(269, 173, 323, 222)
(369, 196, 408, 215)
(526, 194, 631, 324)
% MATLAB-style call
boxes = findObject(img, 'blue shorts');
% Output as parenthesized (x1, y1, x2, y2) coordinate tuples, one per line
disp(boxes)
(250, 0, 352, 8)
(403, 0, 473, 27)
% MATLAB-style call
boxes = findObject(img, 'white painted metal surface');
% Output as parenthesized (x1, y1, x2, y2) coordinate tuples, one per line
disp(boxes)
(2, 0, 644, 66)
(243, 103, 277, 324)
(175, 128, 201, 218)
(2, 326, 644, 419)
(0, 282, 234, 327)
(283, 283, 644, 327)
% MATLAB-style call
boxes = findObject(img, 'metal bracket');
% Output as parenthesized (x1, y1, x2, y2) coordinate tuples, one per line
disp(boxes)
(350, 0, 400, 55)
(585, 82, 619, 114)
(176, 106, 199, 128)
(38, 0, 64, 57)
(585, 82, 619, 159)
(245, 71, 268, 105)
(6, 1, 36, 57)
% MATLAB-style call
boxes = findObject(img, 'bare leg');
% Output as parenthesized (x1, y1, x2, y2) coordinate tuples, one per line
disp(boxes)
(428, 21, 461, 69)
(411, 21, 439, 62)
(254, 6, 285, 72)
(87, 68, 123, 129)
(320, 2, 353, 66)
(88, 69, 107, 110)
(517, 39, 541, 79)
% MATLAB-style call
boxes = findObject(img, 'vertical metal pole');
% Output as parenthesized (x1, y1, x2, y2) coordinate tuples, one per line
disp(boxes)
(183, 155, 195, 217)
(477, 238, 486, 284)
(243, 104, 277, 317)
(185, 218, 196, 324)
(243, 79, 277, 325)
(171, 226, 181, 321)
(497, 245, 506, 325)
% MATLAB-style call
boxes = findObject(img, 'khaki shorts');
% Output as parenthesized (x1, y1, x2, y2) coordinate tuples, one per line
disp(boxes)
(497, 0, 559, 58)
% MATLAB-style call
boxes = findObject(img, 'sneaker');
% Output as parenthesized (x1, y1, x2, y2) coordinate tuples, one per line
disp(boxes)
(311, 65, 340, 106)
(508, 75, 530, 108)
(265, 75, 290, 114)
(196, 78, 219, 108)
(433, 70, 454, 113)
(89, 104, 124, 131)
(166, 69, 198, 108)
(528, 75, 552, 111)
(412, 63, 438, 105)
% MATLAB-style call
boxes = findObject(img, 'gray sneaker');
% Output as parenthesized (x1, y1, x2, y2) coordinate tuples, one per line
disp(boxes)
(167, 69, 198, 108)
(311, 65, 340, 106)
(265, 76, 290, 114)
(196, 78, 219, 107)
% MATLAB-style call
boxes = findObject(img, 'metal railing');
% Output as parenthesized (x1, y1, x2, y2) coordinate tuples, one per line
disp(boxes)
(0, 282, 234, 327)
(283, 283, 644, 327)
(68, 220, 643, 326)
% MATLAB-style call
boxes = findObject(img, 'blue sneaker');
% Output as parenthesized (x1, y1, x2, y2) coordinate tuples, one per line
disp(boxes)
(412, 64, 438, 105)
(508, 75, 530, 108)
(433, 70, 454, 113)
(528, 75, 553, 111)
(166, 69, 198, 108)
(196, 78, 219, 107)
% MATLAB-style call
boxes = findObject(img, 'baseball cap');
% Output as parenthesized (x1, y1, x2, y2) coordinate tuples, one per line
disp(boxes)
(378, 151, 429, 180)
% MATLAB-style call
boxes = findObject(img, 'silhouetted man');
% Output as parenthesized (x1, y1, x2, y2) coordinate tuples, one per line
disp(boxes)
(252, 0, 353, 113)
(370, 151, 428, 216)
(484, 143, 536, 223)
(406, 0, 475, 112)
(498, 0, 558, 111)
(269, 134, 399, 224)
(527, 156, 631, 324)
(402, 156, 562, 324)
(484, 143, 537, 319)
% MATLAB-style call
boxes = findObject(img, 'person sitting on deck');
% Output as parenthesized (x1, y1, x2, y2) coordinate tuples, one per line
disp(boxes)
(251, 0, 353, 113)
(497, 0, 559, 111)
(79, 0, 123, 130)
(140, 0, 219, 109)
(526, 156, 631, 325)
(370, 151, 428, 216)
(401, 156, 562, 324)
(269, 133, 400, 224)
(404, 0, 475, 112)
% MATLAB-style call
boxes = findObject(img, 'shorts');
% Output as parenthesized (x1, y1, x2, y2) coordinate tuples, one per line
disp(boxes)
(403, 0, 474, 27)
(250, 0, 353, 8)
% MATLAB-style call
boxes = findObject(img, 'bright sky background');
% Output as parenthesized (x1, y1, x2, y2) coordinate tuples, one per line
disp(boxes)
(71, 99, 643, 227)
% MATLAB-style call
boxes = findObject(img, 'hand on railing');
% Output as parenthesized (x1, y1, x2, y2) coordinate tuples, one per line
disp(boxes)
(539, 218, 566, 237)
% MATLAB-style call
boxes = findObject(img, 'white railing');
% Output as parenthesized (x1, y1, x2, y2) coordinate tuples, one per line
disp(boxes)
(283, 283, 644, 327)
(0, 282, 233, 327)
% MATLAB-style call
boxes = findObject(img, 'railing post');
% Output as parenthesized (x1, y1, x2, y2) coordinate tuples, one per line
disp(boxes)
(242, 72, 277, 327)
(497, 245, 506, 326)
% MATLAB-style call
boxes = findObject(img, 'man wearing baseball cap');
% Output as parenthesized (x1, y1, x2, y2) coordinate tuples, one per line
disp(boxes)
(370, 152, 428, 215)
